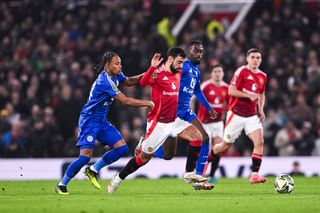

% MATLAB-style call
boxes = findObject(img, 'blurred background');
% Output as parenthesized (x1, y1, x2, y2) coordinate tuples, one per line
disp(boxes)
(0, 0, 319, 160)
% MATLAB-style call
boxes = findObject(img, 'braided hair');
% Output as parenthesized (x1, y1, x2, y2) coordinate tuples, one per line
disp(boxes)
(94, 51, 118, 76)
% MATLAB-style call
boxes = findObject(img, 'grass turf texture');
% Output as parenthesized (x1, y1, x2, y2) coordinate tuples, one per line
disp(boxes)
(0, 177, 319, 213)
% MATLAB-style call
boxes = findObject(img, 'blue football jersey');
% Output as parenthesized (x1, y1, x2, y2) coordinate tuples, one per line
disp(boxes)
(177, 59, 202, 116)
(80, 71, 126, 118)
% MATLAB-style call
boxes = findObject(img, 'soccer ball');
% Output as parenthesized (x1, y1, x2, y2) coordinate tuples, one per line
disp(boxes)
(274, 174, 295, 193)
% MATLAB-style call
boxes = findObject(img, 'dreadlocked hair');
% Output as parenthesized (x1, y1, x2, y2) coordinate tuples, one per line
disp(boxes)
(94, 51, 118, 76)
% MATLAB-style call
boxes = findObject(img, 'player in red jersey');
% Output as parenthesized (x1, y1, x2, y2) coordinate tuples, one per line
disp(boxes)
(188, 64, 229, 183)
(107, 47, 208, 193)
(213, 48, 268, 183)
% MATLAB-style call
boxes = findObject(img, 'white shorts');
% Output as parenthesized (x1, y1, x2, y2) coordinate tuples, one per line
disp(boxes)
(223, 111, 262, 144)
(202, 121, 224, 140)
(142, 117, 191, 154)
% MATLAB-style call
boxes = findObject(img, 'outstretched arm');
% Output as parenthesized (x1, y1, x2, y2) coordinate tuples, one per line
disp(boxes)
(121, 73, 145, 87)
(114, 93, 154, 110)
(140, 53, 163, 87)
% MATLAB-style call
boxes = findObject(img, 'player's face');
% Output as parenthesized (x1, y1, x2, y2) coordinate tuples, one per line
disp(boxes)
(170, 56, 185, 73)
(211, 67, 224, 82)
(246, 52, 262, 70)
(188, 44, 204, 65)
(106, 56, 122, 75)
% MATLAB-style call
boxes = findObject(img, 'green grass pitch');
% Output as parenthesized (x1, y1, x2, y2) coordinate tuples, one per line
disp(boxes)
(1, 177, 319, 213)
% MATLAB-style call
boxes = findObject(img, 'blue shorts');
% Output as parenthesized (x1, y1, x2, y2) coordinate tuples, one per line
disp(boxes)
(77, 116, 123, 150)
(177, 108, 197, 123)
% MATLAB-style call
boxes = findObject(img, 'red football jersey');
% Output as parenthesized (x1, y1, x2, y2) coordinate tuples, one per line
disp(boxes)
(197, 80, 229, 123)
(228, 66, 267, 117)
(140, 65, 181, 123)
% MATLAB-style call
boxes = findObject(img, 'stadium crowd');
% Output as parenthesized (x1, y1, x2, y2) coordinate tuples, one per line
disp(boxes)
(0, 0, 320, 158)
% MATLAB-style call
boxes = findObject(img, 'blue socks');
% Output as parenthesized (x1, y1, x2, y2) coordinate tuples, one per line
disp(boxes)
(92, 145, 129, 172)
(154, 145, 164, 159)
(60, 155, 90, 186)
(195, 140, 209, 175)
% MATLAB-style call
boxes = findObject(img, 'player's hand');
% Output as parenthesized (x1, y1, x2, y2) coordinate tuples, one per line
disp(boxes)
(248, 94, 259, 102)
(151, 53, 163, 68)
(209, 108, 217, 119)
(146, 100, 155, 110)
(258, 110, 265, 123)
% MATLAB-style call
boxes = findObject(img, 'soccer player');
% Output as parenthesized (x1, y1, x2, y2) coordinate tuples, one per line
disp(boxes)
(55, 51, 154, 195)
(107, 47, 211, 193)
(213, 48, 268, 183)
(190, 64, 229, 183)
(156, 41, 217, 181)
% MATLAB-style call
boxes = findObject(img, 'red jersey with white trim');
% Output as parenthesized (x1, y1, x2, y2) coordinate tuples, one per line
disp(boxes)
(141, 65, 181, 123)
(198, 80, 229, 123)
(228, 65, 267, 117)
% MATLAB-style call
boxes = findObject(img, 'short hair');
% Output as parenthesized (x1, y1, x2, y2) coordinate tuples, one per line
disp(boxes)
(189, 40, 203, 47)
(211, 64, 225, 71)
(167, 46, 186, 58)
(246, 48, 262, 56)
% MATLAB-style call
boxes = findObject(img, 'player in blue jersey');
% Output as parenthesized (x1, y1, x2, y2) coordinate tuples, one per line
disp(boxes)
(151, 41, 217, 190)
(55, 51, 154, 195)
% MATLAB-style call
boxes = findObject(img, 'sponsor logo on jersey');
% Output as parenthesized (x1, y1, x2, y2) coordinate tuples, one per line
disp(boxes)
(251, 83, 258, 91)
(209, 90, 215, 96)
(247, 75, 253, 80)
(190, 78, 196, 89)
(162, 76, 169, 81)
(163, 91, 178, 96)
(171, 82, 176, 90)
(183, 86, 193, 94)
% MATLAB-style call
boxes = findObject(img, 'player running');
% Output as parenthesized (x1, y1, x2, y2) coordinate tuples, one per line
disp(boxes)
(213, 48, 268, 183)
(55, 51, 154, 195)
(189, 64, 229, 183)
(107, 47, 212, 193)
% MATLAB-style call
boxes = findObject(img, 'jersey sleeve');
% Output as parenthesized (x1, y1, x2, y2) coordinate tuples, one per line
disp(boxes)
(140, 66, 157, 86)
(194, 78, 211, 111)
(117, 71, 127, 83)
(103, 76, 121, 97)
(230, 69, 243, 89)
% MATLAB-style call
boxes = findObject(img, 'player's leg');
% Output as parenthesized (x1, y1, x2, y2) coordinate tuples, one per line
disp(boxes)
(56, 148, 93, 195)
(86, 124, 128, 189)
(246, 124, 266, 183)
(208, 136, 222, 182)
(56, 123, 97, 195)
(108, 151, 153, 193)
(108, 122, 172, 193)
(189, 117, 210, 176)
(178, 124, 208, 183)
(213, 111, 242, 155)
(162, 136, 177, 160)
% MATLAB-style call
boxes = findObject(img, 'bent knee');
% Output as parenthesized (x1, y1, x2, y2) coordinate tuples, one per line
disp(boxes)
(115, 145, 129, 156)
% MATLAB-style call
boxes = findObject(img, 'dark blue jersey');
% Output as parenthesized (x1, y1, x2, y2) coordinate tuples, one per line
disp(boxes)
(80, 71, 126, 118)
(177, 59, 211, 118)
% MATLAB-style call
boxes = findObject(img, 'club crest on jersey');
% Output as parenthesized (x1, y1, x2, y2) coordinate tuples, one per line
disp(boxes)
(162, 76, 169, 81)
(251, 83, 258, 91)
(87, 135, 94, 142)
(258, 77, 264, 85)
(147, 147, 153, 152)
(171, 82, 176, 90)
